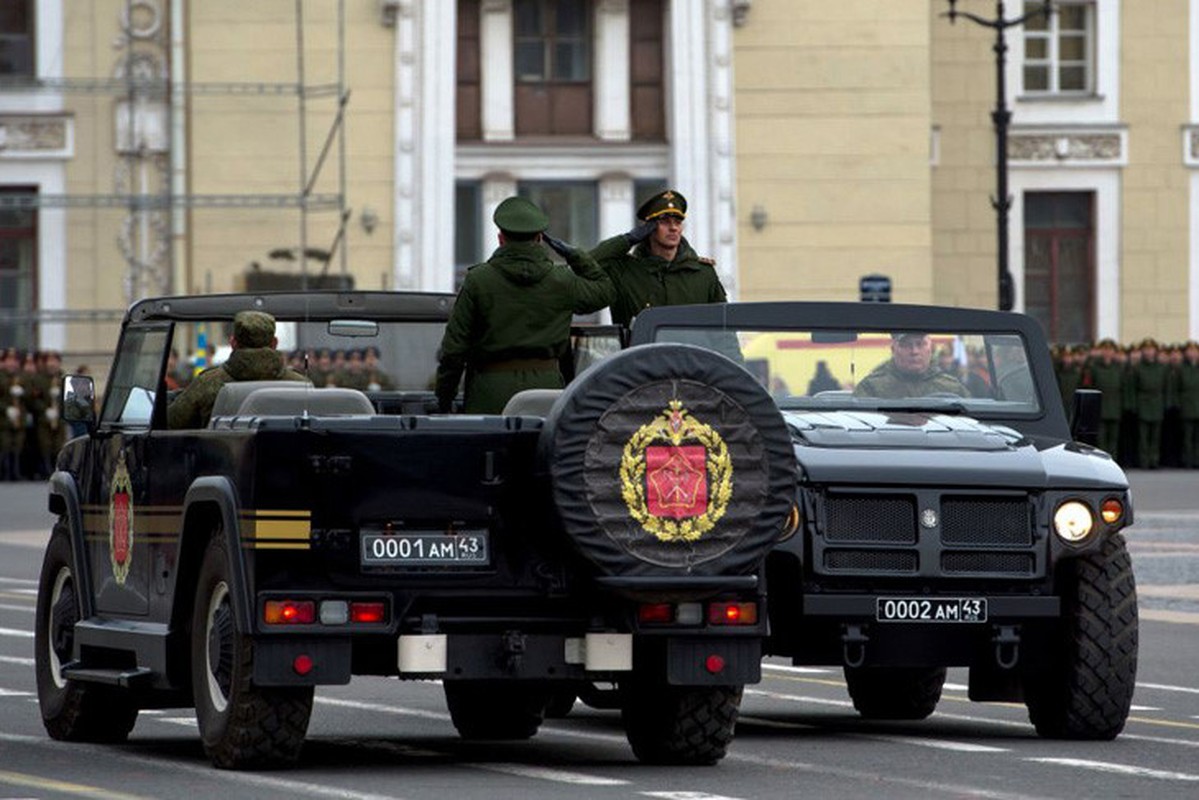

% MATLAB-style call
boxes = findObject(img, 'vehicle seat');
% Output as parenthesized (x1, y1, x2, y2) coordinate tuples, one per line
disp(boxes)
(209, 381, 313, 420)
(236, 386, 374, 417)
(501, 389, 562, 417)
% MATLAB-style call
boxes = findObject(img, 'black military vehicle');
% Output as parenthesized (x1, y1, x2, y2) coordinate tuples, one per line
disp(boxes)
(630, 302, 1137, 740)
(36, 291, 797, 768)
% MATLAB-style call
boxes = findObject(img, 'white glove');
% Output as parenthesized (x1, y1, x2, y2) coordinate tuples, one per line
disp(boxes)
(10, 384, 24, 398)
(46, 407, 59, 423)
(4, 405, 17, 424)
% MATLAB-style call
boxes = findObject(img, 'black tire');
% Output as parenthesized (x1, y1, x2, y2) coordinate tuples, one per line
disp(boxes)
(190, 531, 313, 769)
(539, 343, 797, 578)
(844, 666, 947, 721)
(444, 681, 549, 739)
(621, 681, 741, 765)
(543, 686, 577, 719)
(35, 522, 139, 742)
(1024, 533, 1138, 740)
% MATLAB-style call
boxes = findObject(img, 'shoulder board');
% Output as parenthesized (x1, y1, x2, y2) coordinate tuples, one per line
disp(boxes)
(698, 257, 716, 267)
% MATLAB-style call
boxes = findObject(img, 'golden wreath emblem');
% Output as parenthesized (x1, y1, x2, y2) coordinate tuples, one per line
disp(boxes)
(619, 399, 733, 542)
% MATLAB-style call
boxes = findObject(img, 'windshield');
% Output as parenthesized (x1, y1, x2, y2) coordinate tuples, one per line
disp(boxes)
(652, 326, 1043, 416)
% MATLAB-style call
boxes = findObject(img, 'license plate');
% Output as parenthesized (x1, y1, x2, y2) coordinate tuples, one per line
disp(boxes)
(361, 530, 489, 567)
(876, 597, 987, 623)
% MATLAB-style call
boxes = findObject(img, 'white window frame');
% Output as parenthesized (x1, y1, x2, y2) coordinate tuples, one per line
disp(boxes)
(1021, 0, 1095, 96)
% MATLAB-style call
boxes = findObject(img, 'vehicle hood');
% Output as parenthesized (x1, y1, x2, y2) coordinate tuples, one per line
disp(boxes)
(783, 409, 1127, 489)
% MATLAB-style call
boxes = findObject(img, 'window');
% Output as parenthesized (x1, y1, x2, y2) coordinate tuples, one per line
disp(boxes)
(457, 0, 482, 140)
(0, 1, 34, 77)
(101, 326, 171, 428)
(454, 182, 483, 289)
(1024, 192, 1094, 344)
(1023, 2, 1094, 94)
(630, 0, 665, 141)
(514, 0, 593, 136)
(0, 189, 37, 350)
(518, 181, 597, 255)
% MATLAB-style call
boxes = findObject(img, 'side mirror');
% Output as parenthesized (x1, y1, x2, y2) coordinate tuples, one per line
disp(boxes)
(62, 375, 97, 434)
(1069, 388, 1101, 446)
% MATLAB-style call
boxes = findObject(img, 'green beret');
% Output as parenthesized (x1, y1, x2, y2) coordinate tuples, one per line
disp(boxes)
(493, 196, 548, 235)
(233, 310, 276, 349)
(637, 189, 687, 221)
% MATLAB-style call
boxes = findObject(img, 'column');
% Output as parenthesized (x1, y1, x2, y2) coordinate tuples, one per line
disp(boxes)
(594, 0, 631, 141)
(481, 0, 515, 141)
(598, 173, 635, 237)
(482, 175, 518, 248)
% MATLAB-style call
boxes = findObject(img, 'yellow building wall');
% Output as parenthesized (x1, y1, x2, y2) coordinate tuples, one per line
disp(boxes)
(1119, 2, 1190, 344)
(930, 5, 1002, 310)
(733, 0, 933, 303)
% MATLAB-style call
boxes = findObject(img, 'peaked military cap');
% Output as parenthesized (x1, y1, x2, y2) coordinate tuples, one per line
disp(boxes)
(493, 196, 549, 235)
(637, 189, 687, 221)
(1139, 337, 1159, 349)
(232, 310, 277, 349)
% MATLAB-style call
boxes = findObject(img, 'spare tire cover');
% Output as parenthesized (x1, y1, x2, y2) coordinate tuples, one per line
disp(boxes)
(539, 343, 797, 577)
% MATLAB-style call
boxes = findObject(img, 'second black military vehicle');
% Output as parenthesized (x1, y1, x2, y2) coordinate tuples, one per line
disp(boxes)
(36, 291, 798, 769)
(631, 302, 1137, 740)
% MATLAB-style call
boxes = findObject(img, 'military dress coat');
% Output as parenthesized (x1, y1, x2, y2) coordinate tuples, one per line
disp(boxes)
(435, 241, 614, 414)
(853, 361, 970, 399)
(1177, 359, 1199, 467)
(589, 235, 727, 328)
(167, 347, 306, 429)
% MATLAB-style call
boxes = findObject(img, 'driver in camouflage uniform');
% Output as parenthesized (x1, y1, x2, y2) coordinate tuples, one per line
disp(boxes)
(854, 333, 970, 399)
(168, 311, 306, 429)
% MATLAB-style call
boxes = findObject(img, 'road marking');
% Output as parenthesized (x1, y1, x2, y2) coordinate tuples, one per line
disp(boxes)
(744, 687, 854, 708)
(0, 688, 33, 697)
(1027, 757, 1199, 782)
(642, 793, 747, 800)
(478, 764, 628, 786)
(0, 769, 151, 800)
(1141, 609, 1199, 625)
(1139, 584, 1199, 600)
(1130, 705, 1162, 712)
(0, 602, 34, 613)
(761, 664, 832, 675)
(738, 715, 815, 730)
(944, 682, 969, 691)
(860, 733, 1009, 753)
(1138, 681, 1199, 695)
(152, 716, 198, 727)
(0, 577, 37, 586)
(0, 626, 33, 639)
(315, 695, 461, 723)
(0, 656, 33, 666)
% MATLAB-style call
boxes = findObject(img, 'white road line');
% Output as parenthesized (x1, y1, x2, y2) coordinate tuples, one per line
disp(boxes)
(0, 656, 34, 666)
(1129, 705, 1162, 712)
(1027, 757, 1199, 782)
(737, 715, 814, 730)
(0, 578, 37, 586)
(152, 717, 197, 727)
(315, 695, 460, 723)
(944, 682, 969, 692)
(2, 589, 36, 596)
(760, 664, 832, 675)
(0, 603, 34, 613)
(477, 763, 627, 786)
(642, 793, 747, 800)
(1138, 681, 1199, 695)
(743, 688, 854, 709)
(0, 627, 33, 639)
(861, 734, 1009, 753)
(0, 689, 32, 697)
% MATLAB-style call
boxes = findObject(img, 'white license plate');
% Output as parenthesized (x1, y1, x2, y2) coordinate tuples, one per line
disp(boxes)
(876, 597, 987, 623)
(361, 531, 489, 566)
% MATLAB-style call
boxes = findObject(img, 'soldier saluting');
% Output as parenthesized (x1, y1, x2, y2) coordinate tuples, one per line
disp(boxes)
(589, 189, 727, 329)
(435, 196, 613, 414)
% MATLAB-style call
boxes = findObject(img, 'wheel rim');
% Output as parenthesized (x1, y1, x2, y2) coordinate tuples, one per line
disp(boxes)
(204, 581, 234, 714)
(47, 566, 76, 690)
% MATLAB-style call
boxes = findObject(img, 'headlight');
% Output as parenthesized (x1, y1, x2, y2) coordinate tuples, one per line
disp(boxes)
(1054, 501, 1094, 543)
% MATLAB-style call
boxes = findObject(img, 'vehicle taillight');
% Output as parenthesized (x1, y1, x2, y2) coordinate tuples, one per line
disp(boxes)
(263, 600, 316, 625)
(708, 601, 758, 626)
(350, 601, 386, 624)
(1101, 498, 1124, 525)
(638, 603, 675, 624)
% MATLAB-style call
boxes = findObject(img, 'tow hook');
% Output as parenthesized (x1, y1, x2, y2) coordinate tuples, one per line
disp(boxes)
(992, 625, 1021, 669)
(841, 624, 869, 668)
(502, 630, 527, 673)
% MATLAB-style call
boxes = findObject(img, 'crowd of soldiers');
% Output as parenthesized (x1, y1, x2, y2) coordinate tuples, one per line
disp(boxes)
(1053, 338, 1199, 469)
(0, 347, 68, 482)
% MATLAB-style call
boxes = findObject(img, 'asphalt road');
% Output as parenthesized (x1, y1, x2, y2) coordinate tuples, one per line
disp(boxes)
(1, 474, 1198, 800)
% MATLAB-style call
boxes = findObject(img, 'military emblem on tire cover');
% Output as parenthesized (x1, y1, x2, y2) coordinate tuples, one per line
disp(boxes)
(109, 449, 135, 585)
(620, 400, 733, 542)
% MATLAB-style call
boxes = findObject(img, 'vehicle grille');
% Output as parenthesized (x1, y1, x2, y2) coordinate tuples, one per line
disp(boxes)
(813, 491, 1041, 580)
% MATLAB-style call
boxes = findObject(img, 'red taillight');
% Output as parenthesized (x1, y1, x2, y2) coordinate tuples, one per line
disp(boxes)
(708, 601, 758, 626)
(350, 602, 386, 624)
(264, 600, 316, 625)
(705, 654, 726, 674)
(293, 654, 314, 676)
(638, 603, 675, 624)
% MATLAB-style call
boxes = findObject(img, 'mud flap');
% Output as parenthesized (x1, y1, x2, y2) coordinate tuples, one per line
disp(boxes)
(666, 637, 761, 685)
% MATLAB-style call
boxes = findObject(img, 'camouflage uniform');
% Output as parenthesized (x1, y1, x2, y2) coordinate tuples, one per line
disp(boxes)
(435, 197, 614, 415)
(168, 311, 306, 429)
(853, 361, 970, 399)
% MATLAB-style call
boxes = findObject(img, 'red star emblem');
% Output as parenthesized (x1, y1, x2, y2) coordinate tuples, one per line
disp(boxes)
(645, 445, 708, 519)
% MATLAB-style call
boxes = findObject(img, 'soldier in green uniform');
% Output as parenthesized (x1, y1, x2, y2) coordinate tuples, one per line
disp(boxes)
(1131, 337, 1169, 469)
(31, 350, 65, 478)
(0, 348, 23, 481)
(1055, 345, 1085, 413)
(168, 311, 307, 429)
(853, 333, 970, 399)
(435, 196, 614, 414)
(1178, 340, 1199, 468)
(589, 189, 727, 329)
(1082, 339, 1125, 459)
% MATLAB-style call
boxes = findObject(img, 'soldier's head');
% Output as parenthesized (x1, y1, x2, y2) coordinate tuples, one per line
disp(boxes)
(231, 310, 278, 350)
(890, 332, 933, 375)
(493, 196, 548, 245)
(637, 189, 686, 251)
(1139, 337, 1159, 359)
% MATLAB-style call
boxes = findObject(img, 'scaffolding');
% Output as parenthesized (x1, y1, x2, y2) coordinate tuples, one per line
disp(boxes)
(0, 0, 349, 352)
